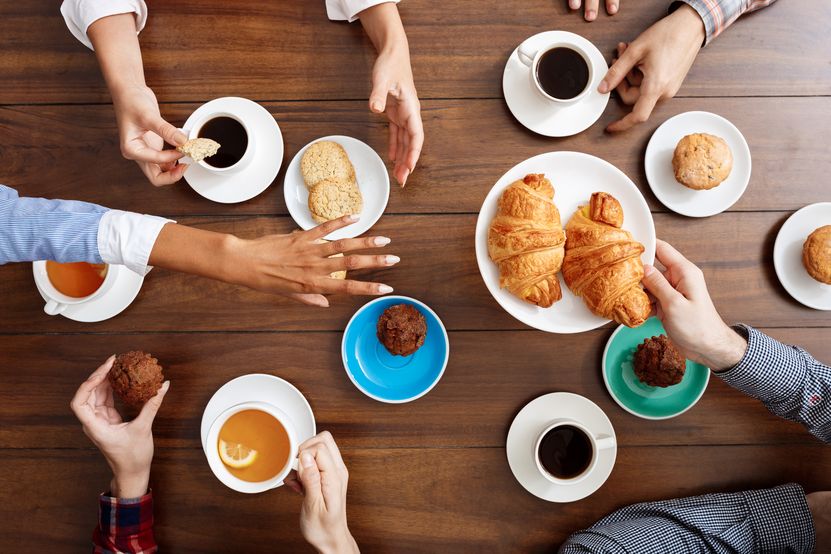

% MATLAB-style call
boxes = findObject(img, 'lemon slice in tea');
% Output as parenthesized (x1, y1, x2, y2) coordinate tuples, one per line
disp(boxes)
(218, 440, 258, 468)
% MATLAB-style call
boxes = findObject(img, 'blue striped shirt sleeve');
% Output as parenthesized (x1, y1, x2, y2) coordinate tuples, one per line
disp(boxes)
(0, 184, 106, 264)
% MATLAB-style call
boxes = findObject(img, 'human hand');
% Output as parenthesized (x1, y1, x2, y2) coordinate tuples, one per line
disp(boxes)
(599, 4, 705, 132)
(641, 239, 747, 371)
(111, 83, 189, 186)
(70, 356, 169, 498)
(568, 0, 620, 21)
(807, 491, 831, 553)
(285, 432, 359, 554)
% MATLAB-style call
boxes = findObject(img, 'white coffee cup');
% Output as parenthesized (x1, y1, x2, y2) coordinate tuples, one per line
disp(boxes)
(534, 419, 615, 485)
(32, 261, 120, 316)
(205, 401, 299, 494)
(517, 40, 593, 105)
(184, 109, 255, 174)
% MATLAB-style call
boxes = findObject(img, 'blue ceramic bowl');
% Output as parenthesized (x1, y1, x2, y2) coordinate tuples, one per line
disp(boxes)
(342, 296, 449, 403)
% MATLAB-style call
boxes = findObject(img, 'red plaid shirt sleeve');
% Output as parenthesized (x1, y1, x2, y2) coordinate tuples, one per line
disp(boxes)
(673, 0, 778, 45)
(92, 491, 157, 554)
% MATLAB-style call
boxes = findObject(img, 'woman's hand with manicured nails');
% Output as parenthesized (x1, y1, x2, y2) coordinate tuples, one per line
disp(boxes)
(568, 0, 620, 21)
(598, 4, 705, 132)
(641, 240, 747, 371)
(70, 356, 169, 498)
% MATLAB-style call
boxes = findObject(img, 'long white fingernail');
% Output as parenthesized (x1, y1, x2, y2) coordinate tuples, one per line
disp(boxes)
(378, 285, 393, 294)
(374, 237, 391, 246)
(347, 214, 359, 222)
(386, 255, 400, 265)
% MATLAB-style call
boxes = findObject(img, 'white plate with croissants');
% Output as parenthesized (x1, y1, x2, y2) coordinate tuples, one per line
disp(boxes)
(475, 152, 656, 333)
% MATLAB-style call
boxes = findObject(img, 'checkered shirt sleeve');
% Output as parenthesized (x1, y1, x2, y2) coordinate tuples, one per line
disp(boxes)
(673, 0, 778, 45)
(559, 483, 815, 553)
(719, 325, 831, 443)
(93, 492, 157, 554)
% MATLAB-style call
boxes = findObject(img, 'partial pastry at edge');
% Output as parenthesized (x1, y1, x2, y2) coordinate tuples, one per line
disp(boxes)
(487, 173, 565, 308)
(562, 192, 650, 327)
(803, 225, 831, 284)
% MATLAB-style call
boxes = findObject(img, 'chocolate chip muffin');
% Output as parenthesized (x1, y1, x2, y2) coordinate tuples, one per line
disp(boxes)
(802, 225, 831, 284)
(377, 304, 427, 357)
(109, 351, 165, 409)
(672, 133, 733, 190)
(633, 335, 686, 388)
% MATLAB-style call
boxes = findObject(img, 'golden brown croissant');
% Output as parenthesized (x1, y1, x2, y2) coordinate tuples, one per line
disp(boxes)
(487, 174, 566, 308)
(562, 192, 650, 327)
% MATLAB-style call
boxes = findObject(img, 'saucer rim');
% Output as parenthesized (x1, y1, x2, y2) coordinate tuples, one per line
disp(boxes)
(773, 202, 831, 311)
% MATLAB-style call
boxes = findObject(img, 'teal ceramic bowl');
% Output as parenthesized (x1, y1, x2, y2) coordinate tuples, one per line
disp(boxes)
(602, 317, 710, 420)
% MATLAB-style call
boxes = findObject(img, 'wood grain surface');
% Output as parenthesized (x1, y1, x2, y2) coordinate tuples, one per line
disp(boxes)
(0, 0, 828, 552)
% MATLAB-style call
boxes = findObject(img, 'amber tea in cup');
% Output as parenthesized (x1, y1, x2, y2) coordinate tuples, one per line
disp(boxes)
(217, 409, 292, 482)
(45, 261, 108, 298)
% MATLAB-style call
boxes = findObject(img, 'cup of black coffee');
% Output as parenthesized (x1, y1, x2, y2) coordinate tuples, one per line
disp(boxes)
(518, 41, 593, 104)
(187, 111, 254, 173)
(534, 420, 614, 484)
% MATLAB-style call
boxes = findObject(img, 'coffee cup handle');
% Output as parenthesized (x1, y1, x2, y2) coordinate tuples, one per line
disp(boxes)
(44, 300, 67, 316)
(517, 42, 536, 68)
(594, 435, 616, 451)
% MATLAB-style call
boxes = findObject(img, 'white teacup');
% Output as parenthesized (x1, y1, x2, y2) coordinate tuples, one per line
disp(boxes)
(518, 40, 593, 105)
(184, 108, 255, 174)
(534, 419, 615, 485)
(205, 401, 299, 494)
(32, 261, 120, 316)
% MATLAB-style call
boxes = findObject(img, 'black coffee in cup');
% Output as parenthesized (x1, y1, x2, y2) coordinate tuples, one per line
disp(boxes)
(536, 47, 590, 100)
(537, 424, 593, 479)
(197, 116, 248, 168)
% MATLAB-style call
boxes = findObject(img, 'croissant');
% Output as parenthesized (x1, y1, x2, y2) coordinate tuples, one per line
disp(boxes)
(562, 192, 650, 327)
(487, 174, 566, 308)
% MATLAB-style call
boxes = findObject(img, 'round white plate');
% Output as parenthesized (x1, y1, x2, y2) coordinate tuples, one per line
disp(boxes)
(182, 97, 284, 204)
(506, 392, 616, 503)
(33, 265, 144, 323)
(200, 373, 316, 489)
(645, 111, 751, 218)
(773, 202, 831, 310)
(502, 31, 610, 137)
(284, 135, 390, 240)
(475, 151, 655, 334)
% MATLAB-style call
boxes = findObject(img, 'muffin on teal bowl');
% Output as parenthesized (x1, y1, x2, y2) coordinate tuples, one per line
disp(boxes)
(602, 317, 709, 419)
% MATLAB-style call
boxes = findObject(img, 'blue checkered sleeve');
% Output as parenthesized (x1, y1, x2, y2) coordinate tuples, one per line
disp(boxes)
(718, 325, 831, 443)
(559, 483, 815, 553)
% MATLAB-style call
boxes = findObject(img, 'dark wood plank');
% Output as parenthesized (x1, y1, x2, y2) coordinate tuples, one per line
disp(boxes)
(3, 97, 828, 216)
(0, 212, 828, 333)
(2, 445, 829, 552)
(0, 1, 827, 104)
(0, 329, 827, 450)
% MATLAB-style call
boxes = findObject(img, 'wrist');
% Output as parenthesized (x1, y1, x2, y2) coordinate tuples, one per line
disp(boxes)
(673, 3, 706, 46)
(110, 470, 150, 499)
(217, 234, 247, 286)
(314, 528, 358, 554)
(703, 324, 748, 372)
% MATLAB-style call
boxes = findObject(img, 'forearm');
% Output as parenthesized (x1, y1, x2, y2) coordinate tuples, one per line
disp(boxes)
(148, 223, 240, 285)
(110, 471, 150, 500)
(358, 3, 409, 56)
(88, 13, 146, 97)
(673, 0, 778, 45)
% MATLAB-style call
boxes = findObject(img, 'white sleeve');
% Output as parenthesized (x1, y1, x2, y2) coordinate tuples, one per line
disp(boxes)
(97, 210, 174, 276)
(325, 0, 401, 22)
(60, 0, 148, 50)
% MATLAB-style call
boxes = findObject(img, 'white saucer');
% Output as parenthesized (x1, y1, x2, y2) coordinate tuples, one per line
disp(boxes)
(33, 265, 144, 323)
(773, 202, 831, 310)
(502, 31, 610, 137)
(507, 392, 616, 503)
(182, 97, 284, 204)
(284, 135, 390, 240)
(475, 151, 655, 334)
(645, 111, 751, 218)
(200, 373, 316, 489)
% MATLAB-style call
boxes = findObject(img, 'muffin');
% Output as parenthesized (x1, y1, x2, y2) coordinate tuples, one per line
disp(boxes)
(109, 351, 165, 409)
(633, 335, 686, 388)
(672, 133, 733, 190)
(803, 225, 831, 284)
(377, 304, 427, 357)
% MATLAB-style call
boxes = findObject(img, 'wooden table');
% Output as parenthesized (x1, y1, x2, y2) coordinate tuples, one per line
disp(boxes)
(1, 1, 829, 551)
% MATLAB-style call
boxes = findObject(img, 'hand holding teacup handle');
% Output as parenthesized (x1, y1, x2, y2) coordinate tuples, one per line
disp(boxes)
(518, 42, 537, 68)
(44, 299, 67, 316)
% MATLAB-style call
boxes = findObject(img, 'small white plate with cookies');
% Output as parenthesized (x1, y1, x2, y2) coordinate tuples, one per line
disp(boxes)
(773, 202, 831, 311)
(284, 135, 390, 240)
(645, 111, 751, 218)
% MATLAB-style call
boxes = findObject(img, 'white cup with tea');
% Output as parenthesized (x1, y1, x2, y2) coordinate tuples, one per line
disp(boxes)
(205, 401, 300, 494)
(534, 419, 615, 485)
(32, 261, 119, 316)
(517, 41, 594, 105)
(184, 110, 255, 174)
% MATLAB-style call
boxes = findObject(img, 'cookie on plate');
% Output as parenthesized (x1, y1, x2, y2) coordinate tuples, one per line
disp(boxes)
(308, 177, 363, 223)
(301, 141, 356, 189)
(803, 225, 831, 284)
(672, 133, 733, 190)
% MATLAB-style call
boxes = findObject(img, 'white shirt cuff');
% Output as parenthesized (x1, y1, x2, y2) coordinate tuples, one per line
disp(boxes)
(97, 210, 174, 276)
(60, 0, 148, 50)
(325, 0, 400, 22)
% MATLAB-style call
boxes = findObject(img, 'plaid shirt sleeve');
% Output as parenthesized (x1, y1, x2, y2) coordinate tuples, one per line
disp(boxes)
(93, 492, 157, 554)
(559, 483, 815, 553)
(717, 325, 831, 443)
(672, 0, 778, 45)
